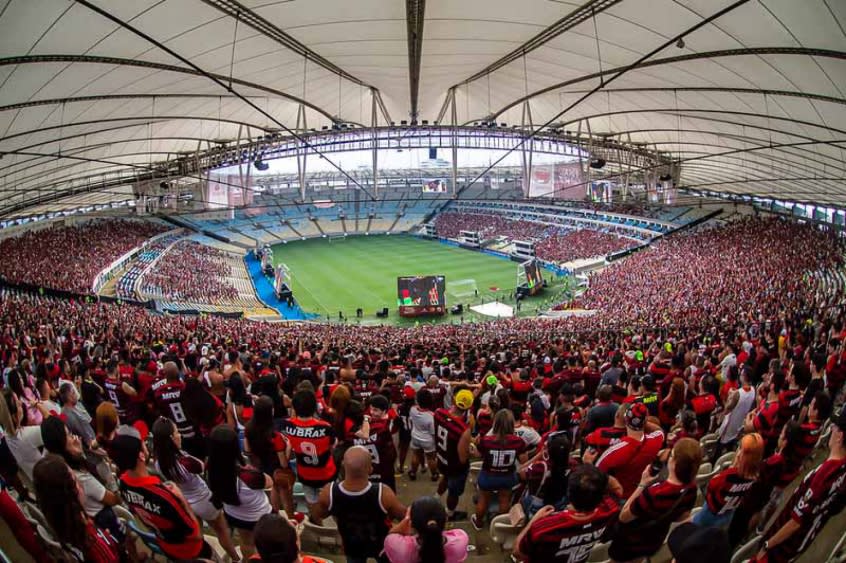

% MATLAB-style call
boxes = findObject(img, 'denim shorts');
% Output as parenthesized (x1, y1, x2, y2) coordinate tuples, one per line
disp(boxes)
(477, 471, 518, 492)
(692, 503, 734, 529)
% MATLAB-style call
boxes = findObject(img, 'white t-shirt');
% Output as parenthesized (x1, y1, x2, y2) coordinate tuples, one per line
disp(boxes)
(154, 455, 213, 508)
(409, 406, 435, 446)
(76, 470, 107, 518)
(514, 425, 541, 448)
(6, 426, 43, 480)
(223, 471, 272, 523)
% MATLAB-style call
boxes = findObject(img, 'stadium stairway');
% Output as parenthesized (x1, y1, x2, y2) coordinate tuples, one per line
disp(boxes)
(244, 252, 313, 320)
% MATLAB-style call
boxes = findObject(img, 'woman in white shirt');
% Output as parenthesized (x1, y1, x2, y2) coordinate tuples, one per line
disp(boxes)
(0, 388, 43, 481)
(207, 424, 272, 560)
(40, 415, 124, 543)
(408, 388, 438, 481)
(152, 418, 240, 561)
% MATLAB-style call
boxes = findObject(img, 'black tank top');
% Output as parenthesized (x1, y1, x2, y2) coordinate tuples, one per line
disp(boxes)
(328, 481, 389, 557)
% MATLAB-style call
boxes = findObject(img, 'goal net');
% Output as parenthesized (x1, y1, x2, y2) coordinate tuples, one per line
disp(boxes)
(448, 278, 478, 299)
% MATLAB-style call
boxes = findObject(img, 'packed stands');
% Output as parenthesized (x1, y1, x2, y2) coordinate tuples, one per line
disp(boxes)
(434, 212, 552, 240)
(575, 216, 845, 329)
(0, 219, 167, 294)
(115, 233, 185, 301)
(1, 213, 845, 563)
(139, 240, 265, 311)
(534, 229, 634, 263)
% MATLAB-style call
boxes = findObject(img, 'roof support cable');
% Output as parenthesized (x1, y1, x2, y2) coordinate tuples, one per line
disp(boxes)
(449, 0, 754, 201)
(592, 6, 604, 86)
(228, 10, 240, 91)
(72, 0, 377, 201)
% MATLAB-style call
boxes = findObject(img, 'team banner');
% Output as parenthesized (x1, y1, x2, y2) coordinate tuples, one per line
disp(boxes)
(205, 174, 256, 210)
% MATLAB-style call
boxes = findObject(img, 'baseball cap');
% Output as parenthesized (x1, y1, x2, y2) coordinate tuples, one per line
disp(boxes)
(667, 523, 730, 563)
(624, 402, 648, 431)
(485, 374, 499, 387)
(454, 390, 474, 410)
(403, 386, 417, 399)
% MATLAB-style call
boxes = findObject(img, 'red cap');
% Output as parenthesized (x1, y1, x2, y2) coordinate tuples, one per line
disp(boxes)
(146, 361, 158, 373)
(403, 386, 416, 399)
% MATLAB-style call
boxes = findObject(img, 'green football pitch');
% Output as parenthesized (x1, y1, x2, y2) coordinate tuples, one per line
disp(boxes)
(271, 235, 565, 325)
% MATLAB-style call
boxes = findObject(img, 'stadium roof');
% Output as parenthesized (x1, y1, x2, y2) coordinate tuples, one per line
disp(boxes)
(0, 0, 844, 217)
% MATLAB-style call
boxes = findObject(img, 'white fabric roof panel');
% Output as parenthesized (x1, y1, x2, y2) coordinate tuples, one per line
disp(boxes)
(0, 0, 843, 217)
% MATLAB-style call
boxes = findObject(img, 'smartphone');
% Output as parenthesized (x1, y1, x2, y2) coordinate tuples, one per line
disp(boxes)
(649, 458, 665, 477)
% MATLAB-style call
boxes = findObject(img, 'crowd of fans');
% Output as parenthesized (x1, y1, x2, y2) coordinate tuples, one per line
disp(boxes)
(435, 211, 641, 264)
(0, 220, 167, 295)
(535, 229, 634, 264)
(0, 214, 844, 563)
(140, 240, 240, 304)
(575, 217, 845, 330)
(434, 212, 552, 241)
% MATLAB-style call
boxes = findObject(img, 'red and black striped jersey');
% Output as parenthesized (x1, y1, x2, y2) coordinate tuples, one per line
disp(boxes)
(753, 399, 780, 441)
(519, 495, 620, 563)
(741, 452, 801, 514)
(282, 417, 337, 487)
(776, 389, 803, 428)
(426, 384, 448, 409)
(792, 421, 822, 462)
(478, 434, 525, 474)
(152, 380, 194, 438)
(613, 480, 697, 559)
(104, 374, 138, 423)
(761, 456, 846, 563)
(83, 519, 120, 563)
(352, 417, 396, 483)
(433, 408, 469, 476)
(705, 466, 755, 514)
(475, 409, 494, 438)
(119, 473, 203, 560)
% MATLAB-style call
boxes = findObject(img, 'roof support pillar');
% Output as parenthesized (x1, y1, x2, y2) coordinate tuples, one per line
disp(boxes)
(521, 101, 534, 198)
(371, 91, 379, 197)
(295, 104, 308, 200)
(449, 89, 458, 197)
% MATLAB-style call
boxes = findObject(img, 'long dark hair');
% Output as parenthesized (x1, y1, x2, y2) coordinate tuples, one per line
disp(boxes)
(33, 454, 89, 551)
(410, 496, 446, 563)
(245, 396, 276, 469)
(152, 418, 184, 483)
(207, 425, 243, 506)
(182, 377, 219, 430)
(542, 432, 572, 506)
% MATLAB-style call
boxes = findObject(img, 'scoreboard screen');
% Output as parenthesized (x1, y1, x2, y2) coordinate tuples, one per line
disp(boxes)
(524, 261, 544, 295)
(397, 275, 446, 308)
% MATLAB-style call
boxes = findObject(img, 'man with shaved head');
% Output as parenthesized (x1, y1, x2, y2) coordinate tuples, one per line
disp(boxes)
(313, 446, 406, 563)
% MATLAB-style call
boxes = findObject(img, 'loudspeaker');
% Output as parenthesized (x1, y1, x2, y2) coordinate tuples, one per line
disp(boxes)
(429, 147, 437, 160)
